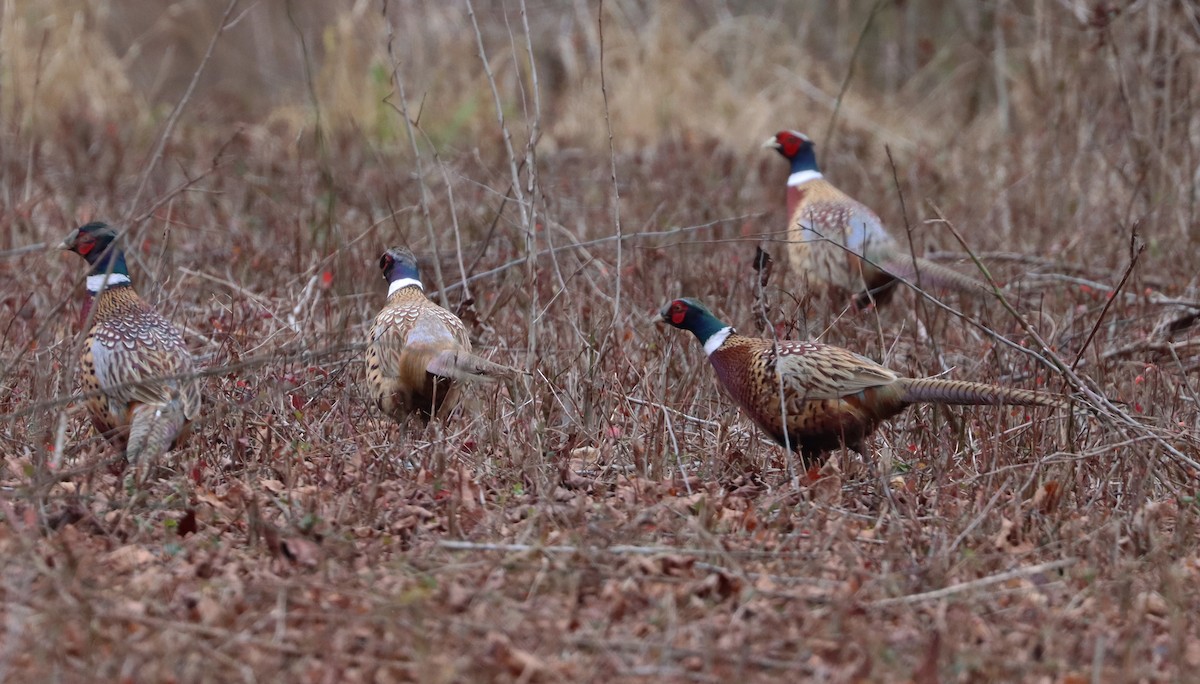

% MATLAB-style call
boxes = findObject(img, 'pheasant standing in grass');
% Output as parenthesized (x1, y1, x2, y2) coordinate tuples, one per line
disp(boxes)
(60, 222, 201, 463)
(660, 298, 1065, 466)
(365, 247, 514, 423)
(764, 129, 992, 308)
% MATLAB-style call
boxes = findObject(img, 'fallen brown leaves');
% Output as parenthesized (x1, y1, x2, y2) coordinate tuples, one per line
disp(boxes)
(2, 452, 1198, 682)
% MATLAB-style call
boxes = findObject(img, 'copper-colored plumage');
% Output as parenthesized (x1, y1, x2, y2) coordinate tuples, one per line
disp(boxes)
(661, 298, 1065, 465)
(765, 130, 993, 308)
(365, 247, 515, 423)
(62, 223, 201, 463)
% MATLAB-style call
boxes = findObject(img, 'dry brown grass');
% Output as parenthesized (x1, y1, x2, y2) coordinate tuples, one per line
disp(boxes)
(2, 0, 1200, 681)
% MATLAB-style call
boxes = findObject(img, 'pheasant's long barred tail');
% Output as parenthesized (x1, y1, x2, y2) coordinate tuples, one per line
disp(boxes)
(898, 378, 1067, 409)
(424, 348, 515, 383)
(127, 398, 188, 463)
(880, 256, 996, 297)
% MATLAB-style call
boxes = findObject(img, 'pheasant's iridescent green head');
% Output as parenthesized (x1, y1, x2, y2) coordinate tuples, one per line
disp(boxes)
(379, 247, 423, 293)
(59, 221, 128, 278)
(660, 298, 731, 351)
(763, 130, 820, 174)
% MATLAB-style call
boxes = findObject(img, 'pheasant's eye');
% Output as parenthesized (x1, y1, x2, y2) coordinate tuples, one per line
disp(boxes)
(380, 254, 393, 271)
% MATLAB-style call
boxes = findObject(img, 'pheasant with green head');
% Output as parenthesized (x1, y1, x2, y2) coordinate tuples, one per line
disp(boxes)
(365, 247, 516, 423)
(60, 222, 201, 463)
(764, 130, 993, 308)
(660, 298, 1064, 465)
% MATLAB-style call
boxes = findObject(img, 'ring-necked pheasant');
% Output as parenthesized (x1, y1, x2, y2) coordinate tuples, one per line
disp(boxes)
(60, 222, 201, 463)
(764, 129, 992, 308)
(365, 247, 514, 423)
(659, 298, 1065, 466)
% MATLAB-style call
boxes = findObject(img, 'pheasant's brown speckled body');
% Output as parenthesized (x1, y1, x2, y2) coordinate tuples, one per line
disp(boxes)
(766, 130, 992, 307)
(707, 334, 905, 458)
(366, 248, 514, 424)
(366, 284, 474, 420)
(784, 178, 903, 304)
(661, 298, 1065, 465)
(63, 223, 201, 463)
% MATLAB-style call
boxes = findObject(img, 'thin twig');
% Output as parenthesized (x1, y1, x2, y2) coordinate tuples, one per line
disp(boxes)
(597, 0, 623, 325)
(21, 28, 48, 205)
(1071, 227, 1144, 371)
(438, 539, 791, 559)
(433, 216, 755, 297)
(624, 396, 722, 428)
(870, 558, 1076, 607)
(822, 0, 886, 149)
(1101, 337, 1200, 361)
(0, 244, 47, 259)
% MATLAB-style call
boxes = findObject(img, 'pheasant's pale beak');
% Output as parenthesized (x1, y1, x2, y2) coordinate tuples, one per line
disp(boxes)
(648, 312, 665, 328)
(58, 230, 78, 250)
(761, 136, 781, 150)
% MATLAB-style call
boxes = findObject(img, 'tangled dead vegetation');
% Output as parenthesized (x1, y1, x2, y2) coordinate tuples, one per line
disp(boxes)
(1, 1, 1200, 681)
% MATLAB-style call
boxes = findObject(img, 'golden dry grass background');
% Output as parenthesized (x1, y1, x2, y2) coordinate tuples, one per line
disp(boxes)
(1, 0, 1200, 681)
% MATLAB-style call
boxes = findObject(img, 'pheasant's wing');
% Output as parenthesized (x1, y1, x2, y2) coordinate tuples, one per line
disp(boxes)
(772, 341, 899, 400)
(368, 309, 410, 380)
(369, 300, 470, 378)
(843, 204, 897, 259)
(794, 195, 896, 258)
(91, 310, 194, 414)
(407, 306, 470, 351)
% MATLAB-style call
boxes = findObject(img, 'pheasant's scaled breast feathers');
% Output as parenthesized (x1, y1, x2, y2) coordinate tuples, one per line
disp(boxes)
(89, 294, 198, 416)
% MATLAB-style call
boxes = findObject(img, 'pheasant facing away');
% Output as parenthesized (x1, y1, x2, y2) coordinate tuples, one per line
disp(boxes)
(60, 222, 201, 463)
(365, 247, 513, 423)
(660, 298, 1065, 466)
(764, 130, 992, 308)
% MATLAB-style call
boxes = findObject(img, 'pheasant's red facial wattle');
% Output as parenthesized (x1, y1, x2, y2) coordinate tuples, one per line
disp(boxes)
(669, 301, 688, 326)
(76, 236, 95, 256)
(780, 134, 802, 159)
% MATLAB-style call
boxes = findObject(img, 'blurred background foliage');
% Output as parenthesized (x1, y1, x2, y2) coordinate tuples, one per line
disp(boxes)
(0, 0, 1196, 252)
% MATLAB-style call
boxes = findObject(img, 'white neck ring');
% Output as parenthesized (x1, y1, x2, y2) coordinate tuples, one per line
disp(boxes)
(787, 170, 823, 187)
(703, 327, 733, 356)
(86, 273, 131, 293)
(388, 277, 423, 296)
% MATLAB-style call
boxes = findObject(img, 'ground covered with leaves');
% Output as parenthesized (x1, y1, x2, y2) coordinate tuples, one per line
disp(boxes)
(2, 2, 1200, 682)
